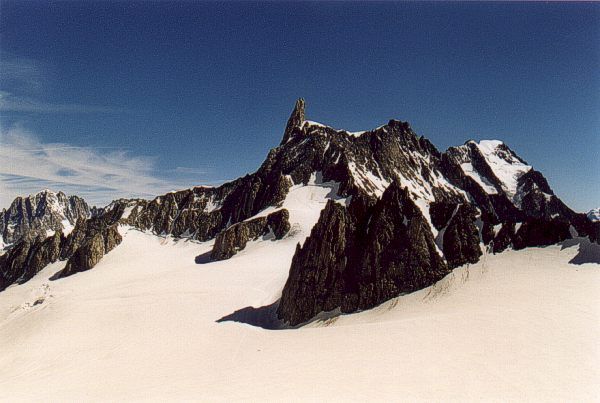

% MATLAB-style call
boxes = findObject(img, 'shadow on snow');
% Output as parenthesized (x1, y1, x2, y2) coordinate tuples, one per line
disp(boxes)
(561, 238, 600, 265)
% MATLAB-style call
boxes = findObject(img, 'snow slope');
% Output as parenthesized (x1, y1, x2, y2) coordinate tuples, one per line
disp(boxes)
(0, 185, 599, 401)
(460, 162, 498, 194)
(475, 140, 532, 199)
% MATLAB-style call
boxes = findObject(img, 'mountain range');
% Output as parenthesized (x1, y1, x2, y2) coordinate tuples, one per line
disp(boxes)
(1, 99, 598, 326)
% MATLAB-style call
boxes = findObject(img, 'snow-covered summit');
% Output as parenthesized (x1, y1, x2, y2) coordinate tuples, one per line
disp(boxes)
(474, 140, 532, 197)
(446, 139, 533, 205)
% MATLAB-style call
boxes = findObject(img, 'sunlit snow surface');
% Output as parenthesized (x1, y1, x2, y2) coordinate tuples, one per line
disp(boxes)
(476, 140, 532, 199)
(460, 162, 498, 194)
(0, 183, 599, 401)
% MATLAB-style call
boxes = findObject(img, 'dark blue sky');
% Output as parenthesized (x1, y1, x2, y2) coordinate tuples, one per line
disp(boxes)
(0, 1, 598, 210)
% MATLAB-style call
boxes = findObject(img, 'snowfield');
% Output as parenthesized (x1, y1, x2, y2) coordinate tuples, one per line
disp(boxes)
(0, 185, 599, 401)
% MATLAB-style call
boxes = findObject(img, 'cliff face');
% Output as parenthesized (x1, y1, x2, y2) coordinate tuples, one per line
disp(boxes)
(277, 182, 450, 326)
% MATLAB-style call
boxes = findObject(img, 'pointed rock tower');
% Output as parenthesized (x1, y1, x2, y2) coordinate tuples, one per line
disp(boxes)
(280, 98, 305, 145)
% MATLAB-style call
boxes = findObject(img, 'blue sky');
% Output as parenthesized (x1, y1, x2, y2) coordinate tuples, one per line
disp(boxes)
(0, 1, 598, 211)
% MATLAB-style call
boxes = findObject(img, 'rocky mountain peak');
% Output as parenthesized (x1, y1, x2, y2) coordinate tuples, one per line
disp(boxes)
(0, 190, 90, 248)
(281, 98, 306, 145)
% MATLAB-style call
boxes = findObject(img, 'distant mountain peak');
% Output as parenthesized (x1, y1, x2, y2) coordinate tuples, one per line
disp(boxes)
(0, 190, 90, 248)
(588, 208, 600, 222)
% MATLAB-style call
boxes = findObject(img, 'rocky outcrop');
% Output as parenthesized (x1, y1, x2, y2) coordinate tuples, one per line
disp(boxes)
(0, 190, 89, 247)
(60, 210, 121, 260)
(50, 211, 123, 279)
(486, 218, 573, 253)
(430, 200, 483, 268)
(53, 224, 121, 279)
(0, 230, 64, 291)
(512, 218, 571, 250)
(0, 208, 123, 288)
(491, 222, 516, 253)
(281, 98, 305, 145)
(272, 100, 600, 325)
(210, 209, 290, 261)
(277, 182, 449, 326)
(441, 204, 482, 269)
(277, 202, 351, 325)
(441, 204, 482, 268)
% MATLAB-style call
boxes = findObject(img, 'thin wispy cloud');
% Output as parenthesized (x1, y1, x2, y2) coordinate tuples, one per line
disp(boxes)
(0, 90, 120, 114)
(0, 57, 44, 92)
(0, 57, 118, 114)
(0, 56, 214, 207)
(0, 124, 208, 208)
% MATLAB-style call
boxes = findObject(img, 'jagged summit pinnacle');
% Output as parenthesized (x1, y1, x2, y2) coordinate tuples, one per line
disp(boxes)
(281, 98, 306, 145)
(280, 98, 417, 144)
(292, 97, 305, 121)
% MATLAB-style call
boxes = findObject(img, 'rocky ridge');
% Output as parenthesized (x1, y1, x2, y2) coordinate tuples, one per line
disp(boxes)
(211, 209, 291, 261)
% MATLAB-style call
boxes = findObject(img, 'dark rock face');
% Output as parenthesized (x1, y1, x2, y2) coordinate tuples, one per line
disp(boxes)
(107, 187, 233, 241)
(430, 202, 457, 231)
(272, 100, 598, 325)
(492, 222, 516, 253)
(357, 184, 448, 305)
(512, 218, 571, 250)
(281, 98, 305, 145)
(487, 218, 572, 253)
(441, 139, 600, 250)
(443, 143, 522, 224)
(587, 221, 600, 244)
(267, 209, 291, 239)
(277, 182, 449, 326)
(277, 202, 351, 325)
(442, 204, 482, 269)
(52, 212, 123, 279)
(0, 231, 64, 291)
(210, 209, 290, 261)
(54, 224, 122, 279)
(98, 99, 478, 256)
(0, 190, 89, 246)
